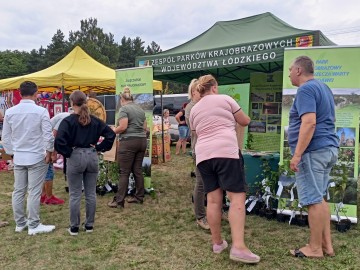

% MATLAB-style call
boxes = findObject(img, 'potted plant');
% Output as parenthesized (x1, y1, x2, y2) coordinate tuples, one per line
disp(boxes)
(295, 206, 308, 227)
(258, 158, 279, 220)
(276, 208, 288, 223)
(108, 161, 120, 193)
(334, 203, 351, 232)
(278, 159, 295, 183)
(331, 162, 352, 232)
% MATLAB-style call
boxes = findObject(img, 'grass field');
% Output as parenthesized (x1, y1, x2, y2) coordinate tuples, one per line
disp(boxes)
(0, 148, 359, 270)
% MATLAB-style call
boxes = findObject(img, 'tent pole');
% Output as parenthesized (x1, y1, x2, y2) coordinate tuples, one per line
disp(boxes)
(160, 90, 165, 163)
(61, 85, 65, 112)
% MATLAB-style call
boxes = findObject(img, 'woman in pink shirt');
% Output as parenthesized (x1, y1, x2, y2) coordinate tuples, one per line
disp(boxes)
(189, 75, 260, 264)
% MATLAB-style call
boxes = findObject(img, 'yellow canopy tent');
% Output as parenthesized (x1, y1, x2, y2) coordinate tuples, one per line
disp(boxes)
(0, 46, 162, 93)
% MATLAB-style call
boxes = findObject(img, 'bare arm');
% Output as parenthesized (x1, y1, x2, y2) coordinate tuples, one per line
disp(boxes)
(114, 118, 128, 134)
(290, 112, 316, 172)
(233, 109, 251, 126)
(175, 111, 185, 125)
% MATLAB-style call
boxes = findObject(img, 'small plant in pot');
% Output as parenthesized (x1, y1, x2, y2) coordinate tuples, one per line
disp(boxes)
(108, 161, 120, 193)
(276, 200, 289, 223)
(278, 159, 295, 184)
(334, 203, 351, 232)
(258, 158, 280, 220)
(331, 162, 352, 232)
(295, 207, 308, 227)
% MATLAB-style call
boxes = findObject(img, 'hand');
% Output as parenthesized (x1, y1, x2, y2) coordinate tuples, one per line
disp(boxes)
(51, 152, 57, 163)
(290, 155, 301, 172)
(45, 152, 52, 164)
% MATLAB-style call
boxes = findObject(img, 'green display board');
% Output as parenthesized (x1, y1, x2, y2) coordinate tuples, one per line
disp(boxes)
(218, 83, 250, 149)
(249, 71, 283, 151)
(115, 67, 153, 188)
(280, 46, 359, 223)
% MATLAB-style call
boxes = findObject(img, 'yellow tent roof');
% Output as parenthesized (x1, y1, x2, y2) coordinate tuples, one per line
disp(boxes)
(0, 46, 162, 92)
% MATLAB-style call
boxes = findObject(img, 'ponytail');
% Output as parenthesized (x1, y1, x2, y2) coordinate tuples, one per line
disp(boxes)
(78, 103, 91, 126)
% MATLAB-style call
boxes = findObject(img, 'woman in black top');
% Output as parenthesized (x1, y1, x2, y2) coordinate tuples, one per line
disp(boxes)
(55, 90, 115, 236)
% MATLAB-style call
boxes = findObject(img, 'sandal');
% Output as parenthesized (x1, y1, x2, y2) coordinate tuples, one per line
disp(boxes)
(290, 248, 324, 259)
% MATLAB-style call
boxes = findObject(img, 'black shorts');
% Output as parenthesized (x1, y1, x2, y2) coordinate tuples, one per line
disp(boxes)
(197, 151, 247, 193)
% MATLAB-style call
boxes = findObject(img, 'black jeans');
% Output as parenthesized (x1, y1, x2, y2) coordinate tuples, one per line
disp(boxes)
(115, 137, 147, 204)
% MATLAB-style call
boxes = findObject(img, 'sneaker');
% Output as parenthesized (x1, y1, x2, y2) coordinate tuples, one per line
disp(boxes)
(83, 225, 93, 233)
(107, 200, 124, 208)
(44, 195, 65, 205)
(15, 222, 28, 232)
(196, 217, 210, 230)
(40, 194, 46, 204)
(229, 247, 260, 264)
(28, 223, 55, 235)
(222, 211, 229, 222)
(213, 240, 228, 254)
(68, 226, 79, 236)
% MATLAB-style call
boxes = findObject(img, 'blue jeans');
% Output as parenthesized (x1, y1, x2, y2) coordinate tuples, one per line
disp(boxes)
(295, 147, 338, 207)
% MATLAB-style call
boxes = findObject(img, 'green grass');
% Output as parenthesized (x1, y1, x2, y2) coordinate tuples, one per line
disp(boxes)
(0, 149, 359, 270)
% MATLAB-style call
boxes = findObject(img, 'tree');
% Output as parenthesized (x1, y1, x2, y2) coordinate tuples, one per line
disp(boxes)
(44, 30, 70, 67)
(0, 50, 28, 79)
(68, 18, 120, 68)
(117, 36, 147, 69)
(26, 47, 46, 73)
(146, 41, 162, 55)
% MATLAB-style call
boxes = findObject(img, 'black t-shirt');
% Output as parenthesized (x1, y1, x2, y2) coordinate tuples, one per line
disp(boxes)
(179, 109, 187, 127)
(55, 114, 116, 158)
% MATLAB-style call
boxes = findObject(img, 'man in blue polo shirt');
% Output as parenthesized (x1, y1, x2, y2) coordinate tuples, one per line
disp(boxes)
(287, 56, 339, 258)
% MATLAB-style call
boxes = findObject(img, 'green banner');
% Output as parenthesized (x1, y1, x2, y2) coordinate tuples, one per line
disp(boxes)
(116, 66, 153, 94)
(280, 46, 360, 223)
(115, 67, 154, 189)
(138, 34, 316, 76)
(248, 71, 283, 151)
(218, 83, 250, 149)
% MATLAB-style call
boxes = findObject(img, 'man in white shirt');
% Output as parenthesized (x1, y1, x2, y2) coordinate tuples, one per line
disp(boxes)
(2, 81, 56, 235)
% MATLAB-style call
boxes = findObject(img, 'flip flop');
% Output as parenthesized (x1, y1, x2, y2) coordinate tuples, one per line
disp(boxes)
(291, 249, 307, 258)
(290, 249, 324, 259)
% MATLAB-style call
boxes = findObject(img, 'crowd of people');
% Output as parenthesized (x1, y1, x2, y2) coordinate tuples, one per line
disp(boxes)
(185, 55, 338, 263)
(1, 82, 115, 235)
(0, 55, 339, 264)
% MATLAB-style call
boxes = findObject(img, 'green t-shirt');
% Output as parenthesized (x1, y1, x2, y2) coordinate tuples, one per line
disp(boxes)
(118, 103, 146, 138)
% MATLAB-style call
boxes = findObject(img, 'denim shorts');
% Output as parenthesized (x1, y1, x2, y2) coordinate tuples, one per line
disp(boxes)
(178, 125, 189, 139)
(295, 147, 338, 207)
(45, 163, 54, 181)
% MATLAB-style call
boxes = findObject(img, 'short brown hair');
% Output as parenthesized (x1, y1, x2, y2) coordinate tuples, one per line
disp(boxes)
(293, 56, 314, 74)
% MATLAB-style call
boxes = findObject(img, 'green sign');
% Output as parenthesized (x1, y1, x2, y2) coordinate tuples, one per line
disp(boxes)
(138, 34, 315, 76)
(116, 66, 153, 94)
(218, 83, 250, 149)
(281, 46, 360, 223)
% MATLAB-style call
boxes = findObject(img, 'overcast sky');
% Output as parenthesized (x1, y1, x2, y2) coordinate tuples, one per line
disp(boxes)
(1, 0, 359, 52)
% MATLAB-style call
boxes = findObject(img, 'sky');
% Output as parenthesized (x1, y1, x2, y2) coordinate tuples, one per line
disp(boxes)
(1, 0, 360, 52)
